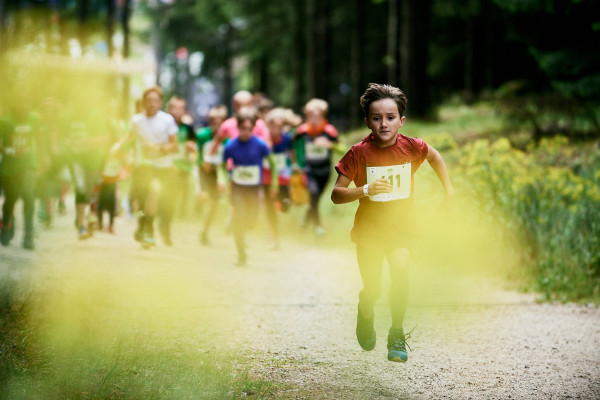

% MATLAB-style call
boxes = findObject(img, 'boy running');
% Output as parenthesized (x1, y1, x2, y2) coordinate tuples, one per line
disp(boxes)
(0, 105, 40, 249)
(112, 86, 178, 249)
(219, 107, 278, 266)
(331, 83, 454, 362)
(295, 98, 341, 236)
(196, 104, 227, 246)
(262, 108, 296, 250)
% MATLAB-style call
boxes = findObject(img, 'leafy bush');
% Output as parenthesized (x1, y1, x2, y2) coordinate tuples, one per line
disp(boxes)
(454, 136, 600, 301)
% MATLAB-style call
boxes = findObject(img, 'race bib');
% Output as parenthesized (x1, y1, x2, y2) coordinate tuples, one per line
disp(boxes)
(263, 153, 288, 172)
(103, 157, 121, 177)
(366, 163, 412, 202)
(231, 165, 261, 186)
(305, 141, 329, 161)
(202, 140, 224, 165)
(13, 125, 32, 153)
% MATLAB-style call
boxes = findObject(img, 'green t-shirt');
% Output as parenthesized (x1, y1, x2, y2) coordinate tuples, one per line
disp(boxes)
(0, 113, 40, 175)
(196, 126, 228, 166)
(174, 123, 196, 172)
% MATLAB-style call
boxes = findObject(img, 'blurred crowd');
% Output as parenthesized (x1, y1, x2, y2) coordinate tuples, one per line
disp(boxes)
(0, 86, 342, 262)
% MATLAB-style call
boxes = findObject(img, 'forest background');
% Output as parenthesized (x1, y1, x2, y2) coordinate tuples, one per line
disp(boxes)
(0, 0, 599, 301)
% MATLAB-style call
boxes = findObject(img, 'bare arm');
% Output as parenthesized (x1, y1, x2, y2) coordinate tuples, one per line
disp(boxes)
(331, 174, 393, 204)
(426, 144, 455, 197)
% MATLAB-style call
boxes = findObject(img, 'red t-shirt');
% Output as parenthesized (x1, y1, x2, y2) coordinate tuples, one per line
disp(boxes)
(335, 133, 429, 250)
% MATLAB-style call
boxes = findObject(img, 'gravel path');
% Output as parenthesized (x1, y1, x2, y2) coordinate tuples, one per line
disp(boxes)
(2, 207, 599, 399)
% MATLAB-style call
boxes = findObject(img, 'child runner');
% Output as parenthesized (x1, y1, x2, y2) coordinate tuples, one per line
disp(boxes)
(331, 83, 454, 362)
(295, 98, 341, 236)
(262, 107, 296, 250)
(208, 91, 271, 156)
(164, 96, 196, 245)
(196, 104, 227, 246)
(0, 105, 40, 250)
(97, 149, 122, 233)
(165, 96, 197, 220)
(219, 107, 278, 266)
(112, 86, 178, 249)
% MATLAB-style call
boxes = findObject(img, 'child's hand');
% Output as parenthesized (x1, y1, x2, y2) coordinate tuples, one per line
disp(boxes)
(313, 136, 333, 149)
(368, 179, 393, 196)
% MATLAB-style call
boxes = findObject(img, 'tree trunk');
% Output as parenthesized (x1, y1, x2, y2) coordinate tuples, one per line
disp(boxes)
(121, 0, 131, 58)
(120, 0, 132, 118)
(386, 0, 398, 86)
(464, 13, 475, 104)
(350, 0, 365, 127)
(400, 0, 431, 117)
(106, 0, 115, 57)
(77, 0, 88, 53)
(314, 0, 330, 100)
(306, 0, 316, 99)
(0, 0, 6, 55)
(292, 0, 306, 111)
(258, 54, 268, 94)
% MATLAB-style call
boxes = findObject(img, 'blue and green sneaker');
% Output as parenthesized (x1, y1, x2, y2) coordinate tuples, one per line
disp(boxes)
(387, 328, 411, 362)
(356, 306, 376, 351)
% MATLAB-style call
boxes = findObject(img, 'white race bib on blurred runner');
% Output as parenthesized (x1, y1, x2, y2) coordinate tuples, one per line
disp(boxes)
(366, 163, 411, 202)
(232, 165, 261, 185)
(263, 153, 288, 172)
(305, 141, 328, 161)
(203, 140, 224, 165)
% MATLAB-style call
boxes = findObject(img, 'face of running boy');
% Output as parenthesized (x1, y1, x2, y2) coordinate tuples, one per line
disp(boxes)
(209, 117, 225, 134)
(267, 118, 283, 139)
(306, 109, 324, 127)
(144, 92, 163, 117)
(238, 119, 254, 142)
(168, 99, 186, 124)
(365, 98, 406, 148)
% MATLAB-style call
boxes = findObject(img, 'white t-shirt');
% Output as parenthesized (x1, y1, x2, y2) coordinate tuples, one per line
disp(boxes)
(131, 110, 178, 168)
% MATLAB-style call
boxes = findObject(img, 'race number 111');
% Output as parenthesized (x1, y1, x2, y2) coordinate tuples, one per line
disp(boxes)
(366, 163, 411, 202)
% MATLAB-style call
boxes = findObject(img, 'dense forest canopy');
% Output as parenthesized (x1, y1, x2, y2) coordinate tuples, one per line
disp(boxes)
(1, 0, 599, 131)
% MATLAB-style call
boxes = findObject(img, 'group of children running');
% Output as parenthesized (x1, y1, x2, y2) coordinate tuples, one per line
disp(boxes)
(1, 82, 454, 363)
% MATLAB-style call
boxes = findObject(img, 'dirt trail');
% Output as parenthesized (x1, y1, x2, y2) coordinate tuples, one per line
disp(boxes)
(2, 209, 599, 399)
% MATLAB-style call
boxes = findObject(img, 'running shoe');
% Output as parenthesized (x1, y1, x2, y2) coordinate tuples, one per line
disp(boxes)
(0, 224, 12, 246)
(78, 226, 92, 240)
(235, 251, 247, 267)
(159, 227, 172, 247)
(387, 328, 411, 362)
(142, 234, 156, 249)
(22, 235, 34, 250)
(356, 306, 376, 351)
(133, 229, 144, 242)
(199, 231, 210, 246)
(315, 225, 326, 237)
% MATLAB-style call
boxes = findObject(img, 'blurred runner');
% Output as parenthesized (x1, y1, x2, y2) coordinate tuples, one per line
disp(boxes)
(294, 98, 341, 236)
(262, 108, 297, 250)
(195, 104, 227, 246)
(219, 107, 278, 266)
(112, 86, 178, 249)
(164, 96, 196, 245)
(0, 104, 41, 250)
(208, 91, 270, 155)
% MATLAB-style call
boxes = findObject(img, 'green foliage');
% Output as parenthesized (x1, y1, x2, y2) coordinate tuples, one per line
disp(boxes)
(453, 135, 600, 301)
(0, 281, 279, 399)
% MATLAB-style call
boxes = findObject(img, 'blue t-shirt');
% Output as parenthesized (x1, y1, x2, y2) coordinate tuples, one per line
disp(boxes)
(223, 136, 270, 186)
(262, 133, 293, 185)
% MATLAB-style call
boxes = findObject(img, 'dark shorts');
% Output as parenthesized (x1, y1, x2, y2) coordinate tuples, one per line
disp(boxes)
(199, 168, 219, 199)
(130, 165, 174, 206)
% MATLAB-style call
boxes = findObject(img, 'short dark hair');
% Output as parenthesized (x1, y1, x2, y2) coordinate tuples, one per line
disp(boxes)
(360, 83, 407, 118)
(235, 106, 258, 126)
(142, 85, 163, 100)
